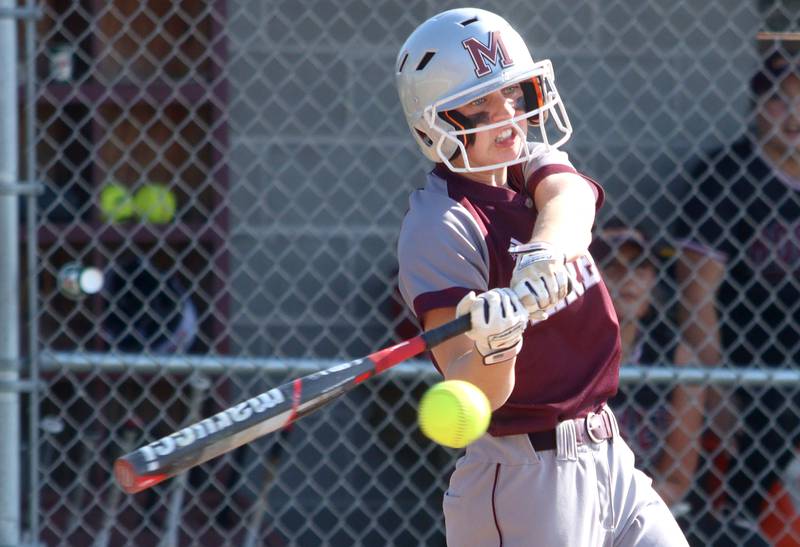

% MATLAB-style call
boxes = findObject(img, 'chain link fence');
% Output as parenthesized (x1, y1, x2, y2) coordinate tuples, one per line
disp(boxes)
(4, 0, 800, 545)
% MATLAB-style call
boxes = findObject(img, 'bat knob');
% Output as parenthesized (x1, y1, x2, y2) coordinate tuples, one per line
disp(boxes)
(114, 457, 165, 494)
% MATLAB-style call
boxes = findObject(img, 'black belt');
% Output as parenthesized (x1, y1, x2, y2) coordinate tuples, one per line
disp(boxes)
(528, 410, 616, 451)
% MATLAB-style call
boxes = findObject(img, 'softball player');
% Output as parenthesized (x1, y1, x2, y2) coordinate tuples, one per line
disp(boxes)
(395, 9, 688, 546)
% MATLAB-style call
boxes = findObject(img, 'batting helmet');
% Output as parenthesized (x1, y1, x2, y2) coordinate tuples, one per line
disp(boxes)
(395, 8, 572, 172)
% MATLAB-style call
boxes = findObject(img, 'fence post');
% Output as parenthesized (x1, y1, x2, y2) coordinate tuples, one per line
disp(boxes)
(0, 0, 21, 544)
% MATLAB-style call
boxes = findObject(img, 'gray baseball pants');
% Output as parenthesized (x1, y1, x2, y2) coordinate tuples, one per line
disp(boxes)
(443, 411, 689, 546)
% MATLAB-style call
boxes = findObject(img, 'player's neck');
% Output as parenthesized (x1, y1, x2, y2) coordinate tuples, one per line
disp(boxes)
(458, 168, 508, 187)
(448, 154, 509, 186)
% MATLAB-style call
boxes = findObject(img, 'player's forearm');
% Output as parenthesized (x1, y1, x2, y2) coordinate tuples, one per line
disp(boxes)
(443, 350, 516, 411)
(425, 306, 517, 410)
(530, 173, 595, 260)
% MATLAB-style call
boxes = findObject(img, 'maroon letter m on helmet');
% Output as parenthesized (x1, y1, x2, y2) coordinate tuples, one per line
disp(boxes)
(462, 31, 515, 78)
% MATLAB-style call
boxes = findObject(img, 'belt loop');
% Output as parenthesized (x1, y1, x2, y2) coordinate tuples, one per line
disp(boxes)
(606, 406, 619, 441)
(555, 419, 578, 461)
(604, 405, 620, 439)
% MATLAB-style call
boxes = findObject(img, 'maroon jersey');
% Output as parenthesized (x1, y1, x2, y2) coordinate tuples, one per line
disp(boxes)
(398, 157, 621, 435)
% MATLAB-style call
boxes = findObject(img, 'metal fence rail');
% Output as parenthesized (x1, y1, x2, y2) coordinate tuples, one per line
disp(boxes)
(39, 351, 800, 387)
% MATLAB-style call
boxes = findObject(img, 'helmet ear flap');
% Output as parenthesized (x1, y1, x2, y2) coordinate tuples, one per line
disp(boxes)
(521, 77, 545, 126)
(411, 119, 457, 163)
(409, 109, 477, 163)
(415, 128, 434, 147)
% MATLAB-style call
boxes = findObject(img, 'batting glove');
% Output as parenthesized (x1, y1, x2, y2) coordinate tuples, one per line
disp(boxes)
(455, 288, 529, 365)
(509, 241, 571, 316)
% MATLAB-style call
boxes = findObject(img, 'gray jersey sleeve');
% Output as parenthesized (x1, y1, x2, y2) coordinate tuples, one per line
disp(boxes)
(397, 180, 489, 318)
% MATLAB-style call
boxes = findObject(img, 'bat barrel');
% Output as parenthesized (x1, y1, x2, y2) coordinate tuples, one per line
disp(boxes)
(112, 314, 472, 494)
(112, 356, 376, 493)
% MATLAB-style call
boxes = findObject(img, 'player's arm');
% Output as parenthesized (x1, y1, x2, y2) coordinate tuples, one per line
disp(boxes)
(424, 308, 515, 411)
(511, 172, 597, 315)
(529, 172, 596, 260)
(422, 289, 528, 411)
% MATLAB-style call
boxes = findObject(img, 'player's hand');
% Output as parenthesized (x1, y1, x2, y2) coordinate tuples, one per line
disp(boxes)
(455, 288, 529, 365)
(509, 241, 572, 315)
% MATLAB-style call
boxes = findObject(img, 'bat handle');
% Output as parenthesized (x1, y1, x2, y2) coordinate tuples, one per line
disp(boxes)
(421, 314, 471, 348)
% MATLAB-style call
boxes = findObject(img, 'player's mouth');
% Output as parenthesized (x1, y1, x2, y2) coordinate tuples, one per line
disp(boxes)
(494, 128, 517, 147)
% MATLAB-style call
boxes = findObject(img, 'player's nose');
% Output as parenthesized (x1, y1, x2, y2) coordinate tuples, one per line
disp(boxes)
(490, 95, 516, 122)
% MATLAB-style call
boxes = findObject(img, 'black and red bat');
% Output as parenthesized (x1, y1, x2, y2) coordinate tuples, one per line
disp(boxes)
(113, 314, 470, 494)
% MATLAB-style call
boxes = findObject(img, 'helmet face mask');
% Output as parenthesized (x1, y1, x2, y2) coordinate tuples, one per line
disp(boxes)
(396, 8, 573, 173)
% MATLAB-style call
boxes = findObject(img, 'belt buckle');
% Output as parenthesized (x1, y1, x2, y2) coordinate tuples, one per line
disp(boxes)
(584, 411, 603, 443)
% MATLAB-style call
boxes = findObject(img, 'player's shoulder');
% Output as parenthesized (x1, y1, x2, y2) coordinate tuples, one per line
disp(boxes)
(525, 142, 574, 171)
(407, 171, 451, 208)
(400, 171, 483, 248)
(404, 171, 467, 226)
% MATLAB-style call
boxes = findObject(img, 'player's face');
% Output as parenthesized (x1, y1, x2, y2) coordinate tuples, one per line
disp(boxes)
(757, 72, 800, 155)
(600, 244, 656, 323)
(451, 84, 528, 177)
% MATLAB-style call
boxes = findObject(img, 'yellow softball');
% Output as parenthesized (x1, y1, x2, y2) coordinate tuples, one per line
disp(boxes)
(99, 183, 134, 222)
(418, 380, 491, 448)
(134, 183, 177, 224)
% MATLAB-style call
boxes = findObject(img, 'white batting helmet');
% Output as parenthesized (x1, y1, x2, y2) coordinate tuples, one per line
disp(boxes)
(395, 8, 572, 172)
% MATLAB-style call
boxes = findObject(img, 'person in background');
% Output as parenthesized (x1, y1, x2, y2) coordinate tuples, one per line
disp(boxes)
(590, 224, 692, 506)
(592, 221, 771, 546)
(668, 33, 800, 546)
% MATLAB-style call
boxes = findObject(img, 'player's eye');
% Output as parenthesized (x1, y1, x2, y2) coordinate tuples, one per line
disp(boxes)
(502, 84, 521, 95)
(470, 96, 487, 107)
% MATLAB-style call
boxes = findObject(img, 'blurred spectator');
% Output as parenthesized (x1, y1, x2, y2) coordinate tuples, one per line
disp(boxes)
(669, 34, 800, 545)
(593, 222, 771, 546)
(591, 225, 702, 508)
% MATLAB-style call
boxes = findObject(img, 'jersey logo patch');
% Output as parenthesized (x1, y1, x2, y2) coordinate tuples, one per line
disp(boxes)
(462, 31, 514, 78)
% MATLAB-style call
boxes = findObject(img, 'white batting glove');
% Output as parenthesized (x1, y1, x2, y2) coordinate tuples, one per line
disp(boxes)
(509, 241, 572, 317)
(455, 288, 529, 365)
